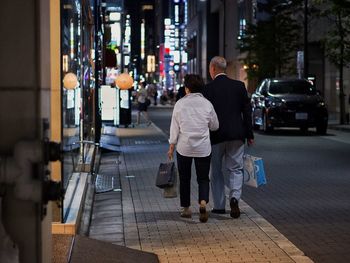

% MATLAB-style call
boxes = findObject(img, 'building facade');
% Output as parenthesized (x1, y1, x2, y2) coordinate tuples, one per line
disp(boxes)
(186, 0, 349, 118)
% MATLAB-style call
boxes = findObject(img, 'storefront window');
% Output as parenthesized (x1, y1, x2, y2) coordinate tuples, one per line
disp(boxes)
(60, 0, 96, 222)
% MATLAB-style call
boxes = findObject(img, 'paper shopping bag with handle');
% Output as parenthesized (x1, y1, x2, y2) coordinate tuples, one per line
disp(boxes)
(243, 154, 267, 188)
(155, 161, 176, 189)
(163, 169, 177, 198)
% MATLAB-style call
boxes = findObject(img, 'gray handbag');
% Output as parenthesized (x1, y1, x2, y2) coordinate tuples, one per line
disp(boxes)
(155, 161, 176, 189)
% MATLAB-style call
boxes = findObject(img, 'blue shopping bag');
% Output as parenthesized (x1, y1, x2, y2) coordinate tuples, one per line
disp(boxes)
(243, 154, 267, 188)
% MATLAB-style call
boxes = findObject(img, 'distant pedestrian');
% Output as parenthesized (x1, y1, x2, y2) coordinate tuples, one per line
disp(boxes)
(176, 85, 186, 102)
(147, 83, 158, 106)
(160, 89, 168, 105)
(136, 82, 151, 125)
(153, 85, 158, 105)
(168, 74, 219, 223)
(202, 56, 254, 219)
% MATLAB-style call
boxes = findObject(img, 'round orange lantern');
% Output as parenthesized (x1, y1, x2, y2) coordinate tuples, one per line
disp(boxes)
(63, 72, 78, 90)
(115, 73, 133, 90)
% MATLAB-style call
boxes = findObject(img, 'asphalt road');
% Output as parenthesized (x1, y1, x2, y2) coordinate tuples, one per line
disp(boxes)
(148, 106, 350, 263)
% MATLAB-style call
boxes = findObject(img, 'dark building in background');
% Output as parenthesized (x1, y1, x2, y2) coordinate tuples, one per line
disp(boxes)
(185, 0, 330, 97)
(121, 0, 194, 91)
(124, 0, 159, 83)
(186, 0, 211, 80)
(124, 0, 141, 78)
(186, 0, 244, 83)
(153, 0, 188, 90)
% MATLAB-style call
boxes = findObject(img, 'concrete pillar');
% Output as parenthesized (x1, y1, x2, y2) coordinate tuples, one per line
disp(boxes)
(0, 0, 59, 262)
(50, 0, 62, 224)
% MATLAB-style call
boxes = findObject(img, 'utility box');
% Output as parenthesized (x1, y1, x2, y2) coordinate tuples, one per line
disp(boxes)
(117, 88, 132, 127)
(101, 85, 117, 123)
(101, 86, 131, 127)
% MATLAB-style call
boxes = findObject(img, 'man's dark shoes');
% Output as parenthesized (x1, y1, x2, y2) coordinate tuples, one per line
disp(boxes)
(211, 209, 226, 214)
(230, 197, 240, 219)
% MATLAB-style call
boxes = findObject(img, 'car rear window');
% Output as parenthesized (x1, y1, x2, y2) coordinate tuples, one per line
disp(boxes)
(269, 81, 316, 95)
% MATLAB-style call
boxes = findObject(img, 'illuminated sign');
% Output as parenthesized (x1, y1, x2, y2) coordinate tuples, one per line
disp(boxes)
(63, 55, 69, 72)
(147, 55, 156, 72)
(175, 5, 179, 23)
(123, 14, 131, 67)
(142, 5, 153, 10)
(164, 18, 171, 26)
(124, 55, 130, 66)
(111, 22, 121, 46)
(70, 20, 74, 59)
(109, 12, 121, 21)
(141, 20, 145, 60)
(173, 51, 180, 63)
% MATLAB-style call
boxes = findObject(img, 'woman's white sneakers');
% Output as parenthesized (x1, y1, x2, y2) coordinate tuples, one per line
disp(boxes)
(180, 207, 192, 218)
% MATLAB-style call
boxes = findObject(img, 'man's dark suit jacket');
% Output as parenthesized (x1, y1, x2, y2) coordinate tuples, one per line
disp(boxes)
(202, 74, 254, 145)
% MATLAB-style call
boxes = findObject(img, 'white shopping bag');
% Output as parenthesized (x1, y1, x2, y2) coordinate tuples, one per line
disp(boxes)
(243, 154, 267, 188)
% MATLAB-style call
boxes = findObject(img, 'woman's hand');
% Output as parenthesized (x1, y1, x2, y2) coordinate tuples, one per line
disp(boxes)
(247, 138, 254, 146)
(167, 144, 175, 160)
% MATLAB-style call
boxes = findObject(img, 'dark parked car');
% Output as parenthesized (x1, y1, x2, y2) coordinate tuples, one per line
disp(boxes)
(251, 78, 328, 134)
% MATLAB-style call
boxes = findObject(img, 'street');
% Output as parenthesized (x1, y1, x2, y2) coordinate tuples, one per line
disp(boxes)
(148, 106, 350, 263)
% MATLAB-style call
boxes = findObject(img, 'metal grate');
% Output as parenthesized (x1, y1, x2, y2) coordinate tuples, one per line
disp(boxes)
(95, 174, 118, 193)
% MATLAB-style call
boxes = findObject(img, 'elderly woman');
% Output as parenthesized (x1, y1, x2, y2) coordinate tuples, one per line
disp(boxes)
(168, 74, 219, 223)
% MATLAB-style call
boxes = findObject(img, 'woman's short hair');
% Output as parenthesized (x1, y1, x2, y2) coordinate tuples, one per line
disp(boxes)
(184, 74, 204, 93)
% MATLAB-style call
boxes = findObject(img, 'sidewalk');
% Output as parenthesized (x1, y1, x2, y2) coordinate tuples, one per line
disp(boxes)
(328, 123, 350, 132)
(328, 122, 350, 133)
(88, 118, 314, 263)
(327, 112, 350, 133)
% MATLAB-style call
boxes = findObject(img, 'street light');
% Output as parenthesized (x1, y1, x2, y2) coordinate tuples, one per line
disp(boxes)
(115, 72, 134, 90)
(62, 72, 78, 90)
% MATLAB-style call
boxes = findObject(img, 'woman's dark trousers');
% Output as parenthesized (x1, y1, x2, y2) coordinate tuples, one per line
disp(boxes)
(176, 152, 211, 208)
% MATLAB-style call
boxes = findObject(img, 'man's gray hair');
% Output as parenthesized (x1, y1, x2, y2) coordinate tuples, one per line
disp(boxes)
(210, 56, 227, 71)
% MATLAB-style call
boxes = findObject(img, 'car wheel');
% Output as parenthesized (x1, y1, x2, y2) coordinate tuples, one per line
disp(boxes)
(316, 121, 327, 135)
(251, 112, 259, 130)
(263, 113, 273, 133)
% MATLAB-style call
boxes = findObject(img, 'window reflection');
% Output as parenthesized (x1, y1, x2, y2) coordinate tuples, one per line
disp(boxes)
(60, 0, 96, 222)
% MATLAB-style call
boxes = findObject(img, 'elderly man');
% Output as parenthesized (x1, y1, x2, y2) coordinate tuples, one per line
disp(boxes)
(202, 56, 254, 218)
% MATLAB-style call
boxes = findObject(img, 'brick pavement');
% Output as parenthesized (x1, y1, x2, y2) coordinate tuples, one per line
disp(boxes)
(110, 123, 314, 263)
